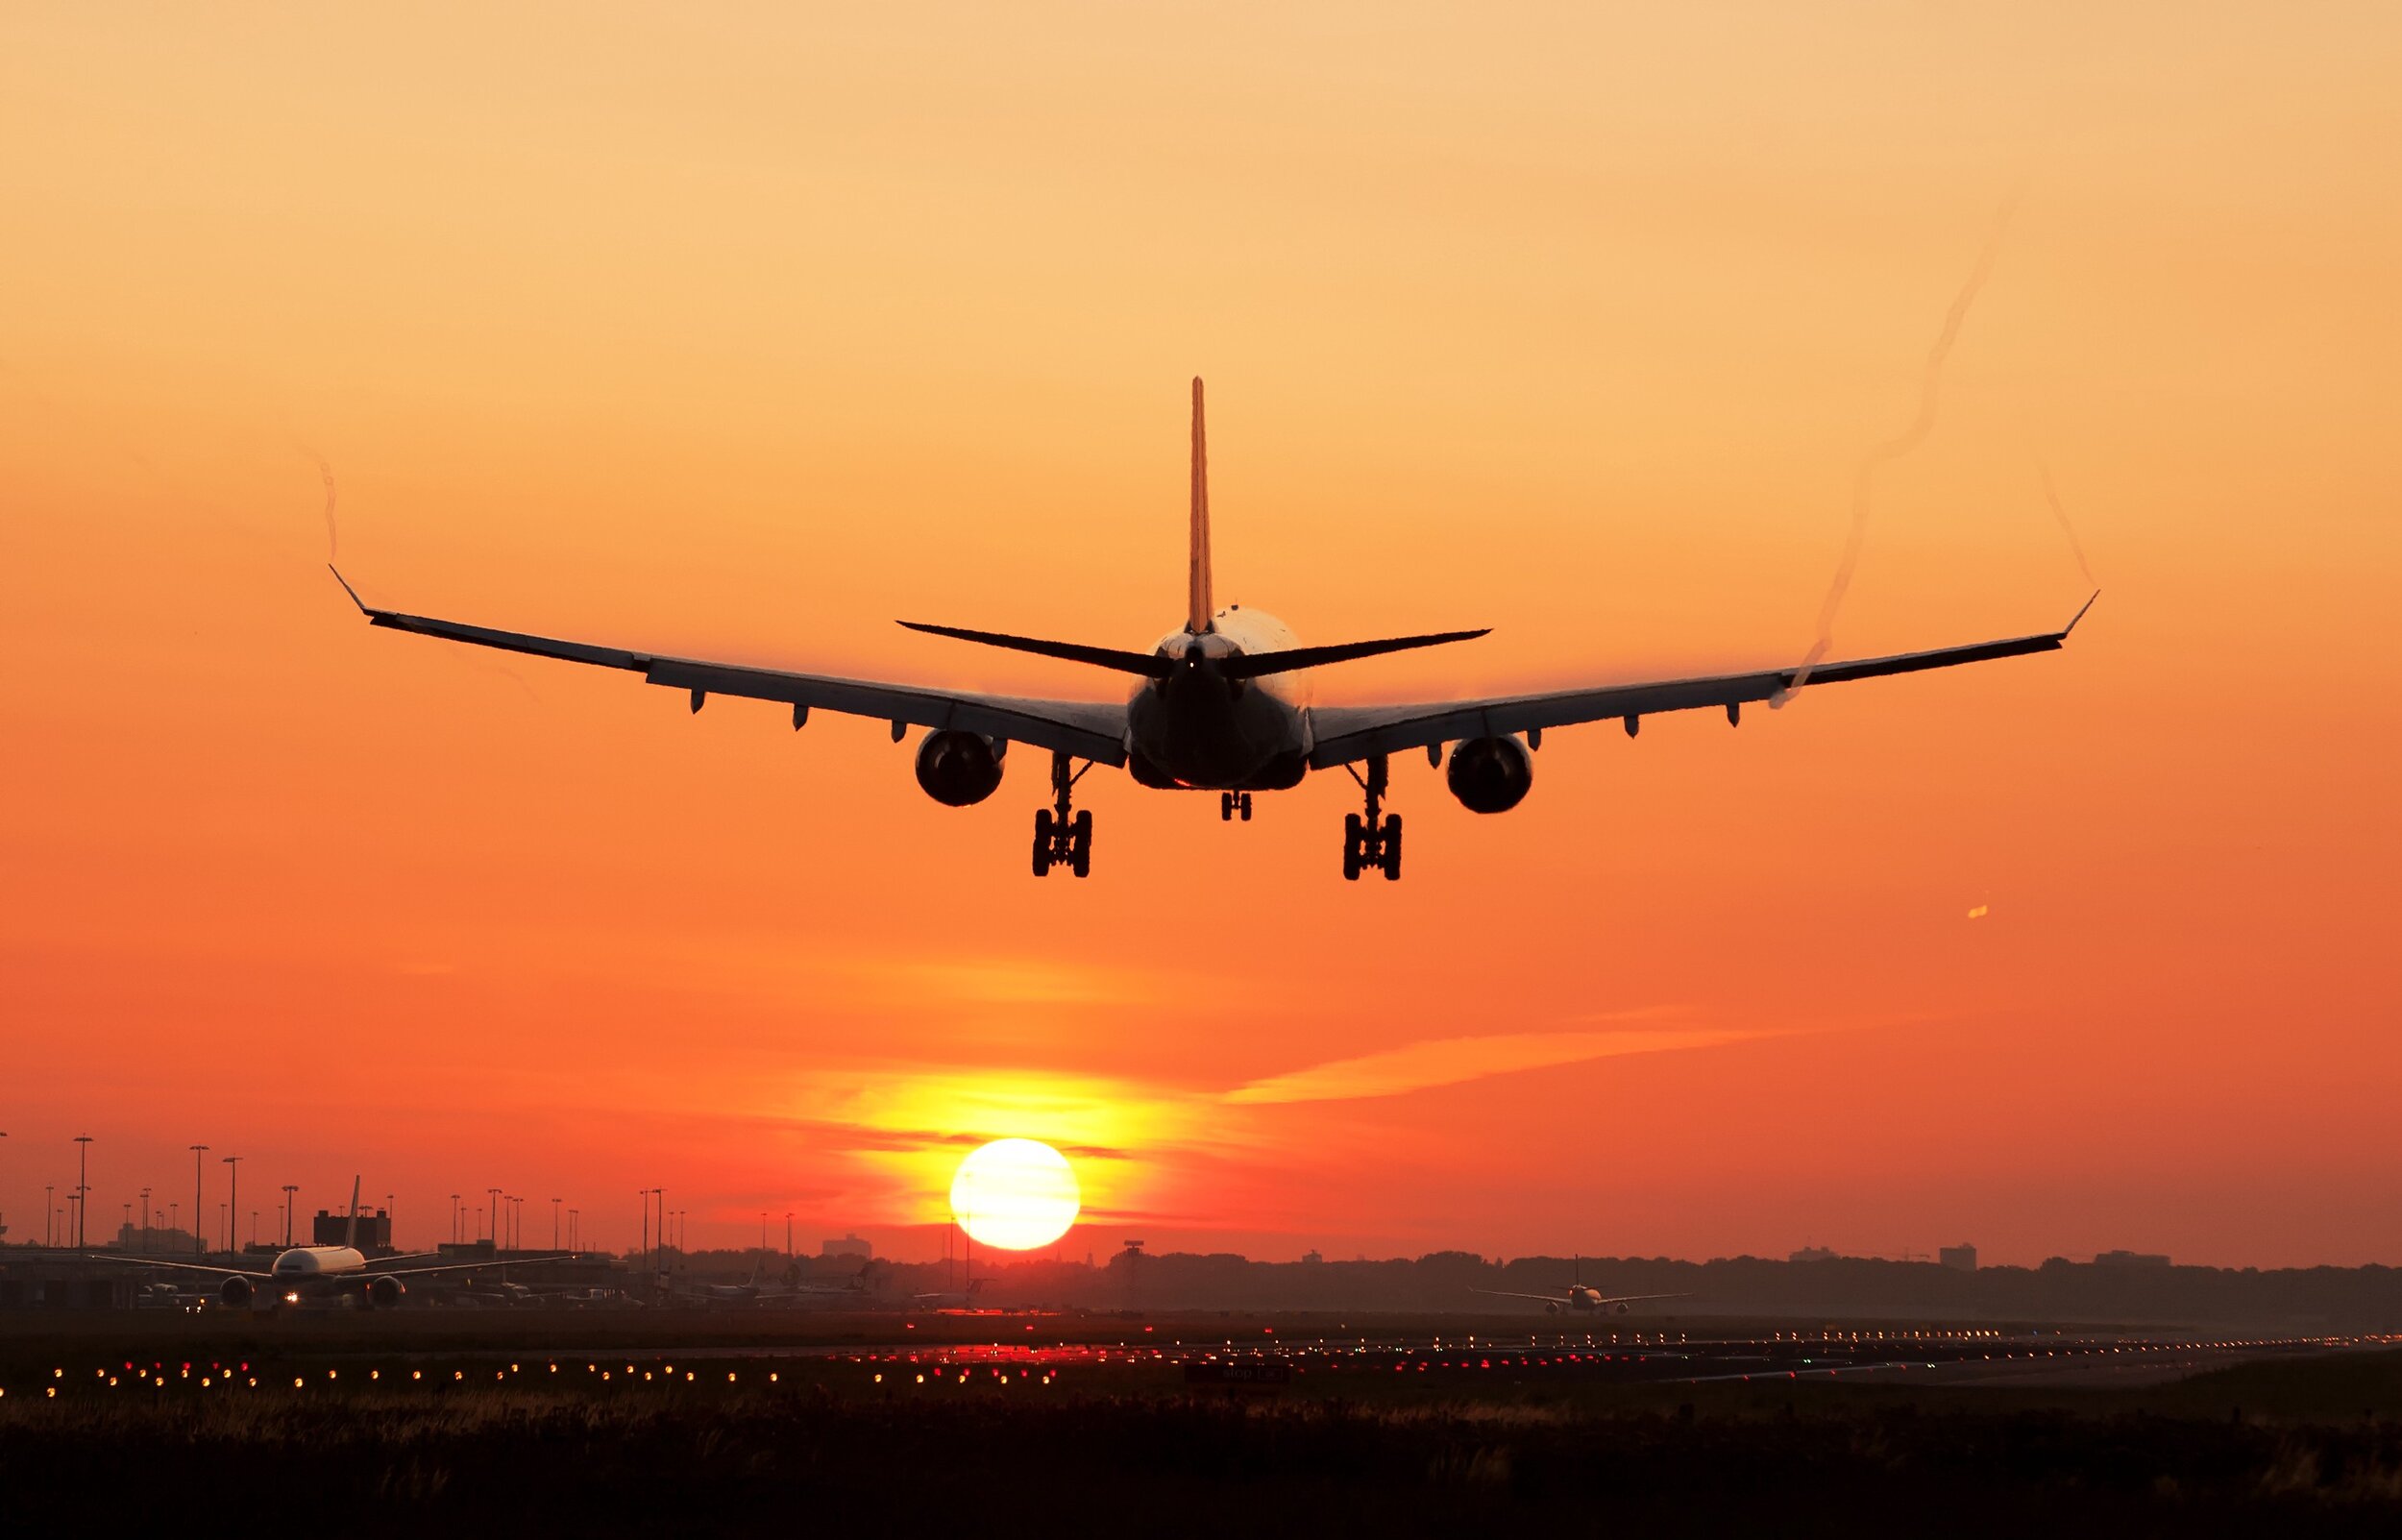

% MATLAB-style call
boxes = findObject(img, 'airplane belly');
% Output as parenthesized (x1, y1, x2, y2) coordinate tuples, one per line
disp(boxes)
(1127, 682, 1305, 790)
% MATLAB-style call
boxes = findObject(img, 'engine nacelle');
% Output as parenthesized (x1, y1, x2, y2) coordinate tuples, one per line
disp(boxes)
(914, 730, 1005, 806)
(1445, 736, 1532, 814)
(219, 1276, 255, 1309)
(365, 1275, 405, 1309)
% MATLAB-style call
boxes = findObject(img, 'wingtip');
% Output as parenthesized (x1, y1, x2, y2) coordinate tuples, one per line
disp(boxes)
(328, 564, 369, 615)
(2063, 589, 2100, 637)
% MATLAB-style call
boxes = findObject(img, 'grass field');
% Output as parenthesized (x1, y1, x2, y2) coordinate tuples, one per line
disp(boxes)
(6, 1317, 2399, 1534)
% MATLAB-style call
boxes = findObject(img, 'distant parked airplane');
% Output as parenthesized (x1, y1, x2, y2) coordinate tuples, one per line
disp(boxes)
(335, 379, 2091, 879)
(673, 1260, 873, 1308)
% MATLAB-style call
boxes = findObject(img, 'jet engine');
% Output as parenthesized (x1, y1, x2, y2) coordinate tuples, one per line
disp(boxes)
(1445, 736, 1532, 813)
(365, 1275, 405, 1309)
(219, 1276, 254, 1309)
(914, 730, 1006, 806)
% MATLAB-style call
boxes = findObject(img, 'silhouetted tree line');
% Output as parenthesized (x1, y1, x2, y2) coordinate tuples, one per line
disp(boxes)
(811, 1250, 2393, 1330)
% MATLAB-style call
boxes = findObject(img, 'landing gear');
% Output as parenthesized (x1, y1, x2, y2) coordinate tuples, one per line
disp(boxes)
(1340, 756, 1403, 881)
(1219, 791, 1253, 822)
(1033, 752, 1093, 877)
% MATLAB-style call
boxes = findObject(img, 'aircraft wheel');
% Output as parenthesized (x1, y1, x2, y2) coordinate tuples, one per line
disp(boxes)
(1070, 811, 1092, 877)
(1342, 814, 1363, 880)
(1381, 814, 1403, 880)
(1032, 809, 1054, 875)
(1238, 794, 1253, 822)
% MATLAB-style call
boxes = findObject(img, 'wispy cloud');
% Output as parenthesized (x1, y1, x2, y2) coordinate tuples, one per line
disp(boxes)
(1223, 1025, 1779, 1106)
(774, 1118, 1133, 1161)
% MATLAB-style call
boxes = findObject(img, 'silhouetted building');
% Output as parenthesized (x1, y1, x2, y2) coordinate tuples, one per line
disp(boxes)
(2095, 1249, 2170, 1267)
(820, 1233, 870, 1259)
(312, 1208, 393, 1253)
(1790, 1246, 1839, 1262)
(1940, 1244, 1978, 1272)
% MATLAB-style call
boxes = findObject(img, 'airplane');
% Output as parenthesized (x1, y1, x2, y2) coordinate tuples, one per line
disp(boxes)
(672, 1260, 874, 1308)
(89, 1178, 569, 1309)
(905, 1277, 993, 1310)
(331, 379, 2094, 880)
(1470, 1257, 1690, 1316)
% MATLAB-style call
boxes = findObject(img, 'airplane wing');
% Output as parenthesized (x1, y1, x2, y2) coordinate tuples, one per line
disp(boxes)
(1590, 1292, 1692, 1307)
(81, 1255, 271, 1282)
(365, 1253, 576, 1280)
(1307, 597, 2095, 769)
(331, 570, 1128, 766)
(1466, 1286, 1573, 1305)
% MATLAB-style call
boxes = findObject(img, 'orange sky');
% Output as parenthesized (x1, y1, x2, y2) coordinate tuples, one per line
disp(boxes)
(4, 4, 2398, 1267)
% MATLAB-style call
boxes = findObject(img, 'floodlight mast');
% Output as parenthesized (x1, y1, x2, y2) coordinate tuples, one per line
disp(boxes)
(189, 1144, 208, 1257)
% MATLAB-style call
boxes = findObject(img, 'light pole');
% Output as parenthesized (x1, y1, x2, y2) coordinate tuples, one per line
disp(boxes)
(44, 1185, 53, 1247)
(450, 1193, 460, 1246)
(385, 1193, 395, 1251)
(786, 1211, 794, 1259)
(282, 1184, 298, 1247)
(139, 1187, 151, 1252)
(222, 1158, 240, 1256)
(569, 1208, 579, 1251)
(486, 1187, 501, 1246)
(250, 1210, 258, 1246)
(551, 1197, 561, 1251)
(121, 1201, 132, 1243)
(73, 1135, 92, 1248)
(188, 1144, 208, 1256)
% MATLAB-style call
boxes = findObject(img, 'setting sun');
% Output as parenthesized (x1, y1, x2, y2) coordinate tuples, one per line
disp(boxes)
(950, 1138, 1081, 1251)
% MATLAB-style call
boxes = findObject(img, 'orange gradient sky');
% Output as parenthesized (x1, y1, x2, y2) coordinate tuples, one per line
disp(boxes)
(4, 5, 2397, 1266)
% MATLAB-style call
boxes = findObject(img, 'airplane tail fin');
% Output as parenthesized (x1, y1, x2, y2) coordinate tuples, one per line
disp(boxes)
(344, 1177, 361, 1251)
(1189, 376, 1213, 634)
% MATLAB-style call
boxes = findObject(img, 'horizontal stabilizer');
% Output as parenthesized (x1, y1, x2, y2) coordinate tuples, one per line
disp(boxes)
(899, 621, 1174, 678)
(1222, 628, 1488, 679)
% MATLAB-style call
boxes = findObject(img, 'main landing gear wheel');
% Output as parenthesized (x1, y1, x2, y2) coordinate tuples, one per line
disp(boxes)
(1219, 791, 1253, 822)
(1340, 757, 1403, 881)
(1032, 752, 1094, 878)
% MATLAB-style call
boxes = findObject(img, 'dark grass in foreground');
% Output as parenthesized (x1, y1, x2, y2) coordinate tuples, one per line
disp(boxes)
(9, 1356, 2402, 1535)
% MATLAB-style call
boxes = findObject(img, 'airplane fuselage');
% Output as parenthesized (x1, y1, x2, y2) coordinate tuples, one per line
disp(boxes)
(1125, 607, 1311, 791)
(272, 1245, 367, 1280)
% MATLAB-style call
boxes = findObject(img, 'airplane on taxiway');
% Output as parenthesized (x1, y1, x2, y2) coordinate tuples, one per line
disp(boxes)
(333, 379, 2093, 880)
(90, 1178, 568, 1309)
(1471, 1258, 1690, 1316)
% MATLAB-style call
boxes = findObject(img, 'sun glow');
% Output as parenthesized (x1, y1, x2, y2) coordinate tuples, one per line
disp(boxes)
(950, 1138, 1081, 1251)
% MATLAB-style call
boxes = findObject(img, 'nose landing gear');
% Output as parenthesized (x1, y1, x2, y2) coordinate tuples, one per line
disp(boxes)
(1340, 756, 1402, 881)
(1033, 751, 1093, 877)
(1219, 791, 1253, 822)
